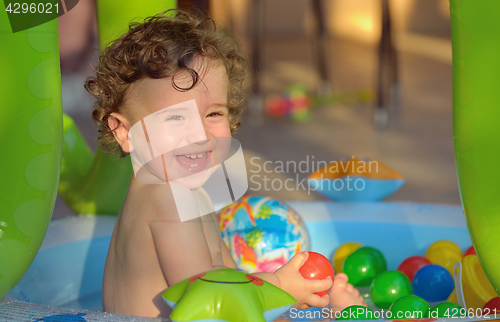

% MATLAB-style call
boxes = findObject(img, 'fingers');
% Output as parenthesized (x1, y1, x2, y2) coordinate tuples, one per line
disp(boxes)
(295, 303, 311, 310)
(309, 276, 333, 293)
(306, 293, 330, 308)
(289, 251, 309, 270)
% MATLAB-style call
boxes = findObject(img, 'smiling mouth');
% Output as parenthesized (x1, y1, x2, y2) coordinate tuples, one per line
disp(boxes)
(174, 151, 211, 173)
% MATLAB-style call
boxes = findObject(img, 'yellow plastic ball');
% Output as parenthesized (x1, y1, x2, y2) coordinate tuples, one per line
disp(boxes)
(426, 240, 462, 258)
(426, 247, 462, 275)
(333, 242, 362, 273)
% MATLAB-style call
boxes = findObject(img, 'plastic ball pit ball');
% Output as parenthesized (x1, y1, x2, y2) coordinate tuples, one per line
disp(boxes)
(426, 240, 462, 258)
(299, 252, 335, 296)
(397, 255, 431, 282)
(413, 264, 454, 302)
(426, 247, 462, 275)
(356, 247, 387, 271)
(336, 305, 376, 321)
(430, 302, 465, 318)
(464, 246, 476, 257)
(483, 297, 500, 315)
(370, 271, 413, 309)
(389, 295, 430, 319)
(333, 242, 362, 273)
(343, 249, 385, 287)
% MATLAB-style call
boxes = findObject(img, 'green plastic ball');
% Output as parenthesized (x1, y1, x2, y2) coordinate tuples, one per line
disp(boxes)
(389, 295, 430, 319)
(357, 247, 387, 271)
(370, 270, 413, 309)
(291, 109, 312, 123)
(286, 83, 309, 98)
(430, 302, 465, 318)
(336, 305, 377, 321)
(343, 249, 385, 286)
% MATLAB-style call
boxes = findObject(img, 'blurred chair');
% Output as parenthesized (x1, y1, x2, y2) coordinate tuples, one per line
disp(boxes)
(374, 0, 400, 130)
(247, 0, 332, 120)
(246, 0, 400, 130)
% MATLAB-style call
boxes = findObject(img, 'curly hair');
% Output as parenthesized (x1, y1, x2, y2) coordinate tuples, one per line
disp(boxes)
(85, 9, 247, 156)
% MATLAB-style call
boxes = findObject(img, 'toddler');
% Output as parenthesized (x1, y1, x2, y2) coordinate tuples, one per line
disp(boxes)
(85, 9, 365, 318)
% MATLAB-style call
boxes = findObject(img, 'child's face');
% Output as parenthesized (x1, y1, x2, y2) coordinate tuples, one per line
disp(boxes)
(124, 59, 231, 189)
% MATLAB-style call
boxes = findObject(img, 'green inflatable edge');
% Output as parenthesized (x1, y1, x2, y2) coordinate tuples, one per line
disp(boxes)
(0, 7, 62, 298)
(0, 0, 176, 299)
(450, 0, 500, 296)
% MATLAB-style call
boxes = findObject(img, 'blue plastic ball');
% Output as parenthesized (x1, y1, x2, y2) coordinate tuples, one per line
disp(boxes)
(413, 264, 454, 302)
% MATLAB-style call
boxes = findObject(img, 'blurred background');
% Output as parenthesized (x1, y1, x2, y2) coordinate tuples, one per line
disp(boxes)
(54, 0, 457, 218)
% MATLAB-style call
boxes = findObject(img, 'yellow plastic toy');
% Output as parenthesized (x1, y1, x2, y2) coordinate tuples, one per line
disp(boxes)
(448, 255, 497, 310)
(333, 242, 362, 273)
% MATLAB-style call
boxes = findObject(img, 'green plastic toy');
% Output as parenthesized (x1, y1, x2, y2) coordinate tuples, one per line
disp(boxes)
(162, 268, 296, 322)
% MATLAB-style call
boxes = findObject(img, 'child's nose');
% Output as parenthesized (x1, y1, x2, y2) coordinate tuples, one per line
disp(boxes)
(185, 124, 210, 144)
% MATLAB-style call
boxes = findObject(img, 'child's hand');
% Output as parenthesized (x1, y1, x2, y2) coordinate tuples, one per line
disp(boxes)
(274, 251, 333, 309)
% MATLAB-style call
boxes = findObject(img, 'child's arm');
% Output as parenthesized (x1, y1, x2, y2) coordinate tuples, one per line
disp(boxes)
(254, 252, 332, 309)
(148, 184, 220, 286)
(219, 240, 239, 269)
(207, 211, 239, 270)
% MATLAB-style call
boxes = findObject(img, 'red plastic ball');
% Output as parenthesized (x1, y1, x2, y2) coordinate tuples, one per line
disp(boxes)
(397, 255, 431, 282)
(463, 246, 476, 257)
(483, 297, 500, 315)
(265, 96, 286, 117)
(299, 252, 335, 297)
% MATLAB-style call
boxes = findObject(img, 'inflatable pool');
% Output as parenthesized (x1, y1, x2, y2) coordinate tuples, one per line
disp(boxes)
(3, 0, 500, 321)
(4, 201, 487, 321)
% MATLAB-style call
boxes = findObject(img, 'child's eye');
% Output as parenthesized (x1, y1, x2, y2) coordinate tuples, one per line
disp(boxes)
(207, 112, 223, 117)
(167, 115, 183, 121)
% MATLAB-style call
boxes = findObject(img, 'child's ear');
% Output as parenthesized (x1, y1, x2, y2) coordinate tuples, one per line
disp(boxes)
(108, 113, 131, 153)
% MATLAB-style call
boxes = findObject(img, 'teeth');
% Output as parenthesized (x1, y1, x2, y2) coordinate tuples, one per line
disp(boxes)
(184, 153, 205, 159)
(191, 164, 198, 167)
